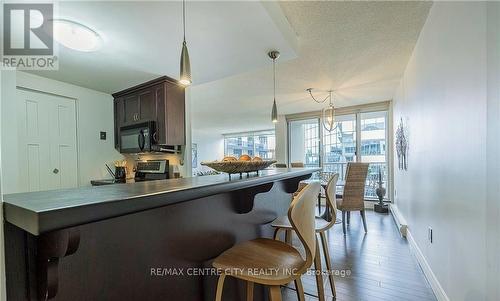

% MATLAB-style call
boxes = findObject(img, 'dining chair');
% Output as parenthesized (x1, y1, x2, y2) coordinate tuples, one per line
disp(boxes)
(290, 162, 305, 168)
(336, 162, 370, 235)
(212, 182, 320, 301)
(271, 174, 339, 300)
(317, 171, 337, 215)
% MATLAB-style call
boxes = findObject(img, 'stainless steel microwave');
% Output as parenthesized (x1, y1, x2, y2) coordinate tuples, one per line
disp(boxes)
(119, 121, 156, 153)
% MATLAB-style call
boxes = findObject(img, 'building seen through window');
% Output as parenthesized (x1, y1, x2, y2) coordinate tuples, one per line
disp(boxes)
(224, 130, 276, 159)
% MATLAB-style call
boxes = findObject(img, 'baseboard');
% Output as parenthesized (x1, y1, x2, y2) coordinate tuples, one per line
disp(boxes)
(390, 204, 450, 301)
(406, 230, 450, 301)
(389, 204, 407, 237)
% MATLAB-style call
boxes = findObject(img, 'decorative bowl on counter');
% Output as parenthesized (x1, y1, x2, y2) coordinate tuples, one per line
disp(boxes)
(201, 159, 277, 178)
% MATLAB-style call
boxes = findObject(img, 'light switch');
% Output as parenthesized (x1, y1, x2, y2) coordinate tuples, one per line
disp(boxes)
(100, 131, 106, 140)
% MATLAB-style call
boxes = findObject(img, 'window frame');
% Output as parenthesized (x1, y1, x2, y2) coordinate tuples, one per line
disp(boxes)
(285, 101, 392, 202)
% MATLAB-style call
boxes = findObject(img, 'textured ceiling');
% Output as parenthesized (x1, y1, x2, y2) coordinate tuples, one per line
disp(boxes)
(27, 1, 297, 94)
(191, 1, 432, 134)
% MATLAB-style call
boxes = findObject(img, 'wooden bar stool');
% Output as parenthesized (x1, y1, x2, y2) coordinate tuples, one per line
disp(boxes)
(271, 174, 339, 300)
(212, 182, 320, 301)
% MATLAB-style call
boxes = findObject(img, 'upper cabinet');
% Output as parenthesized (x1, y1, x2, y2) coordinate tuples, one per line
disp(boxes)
(113, 76, 186, 149)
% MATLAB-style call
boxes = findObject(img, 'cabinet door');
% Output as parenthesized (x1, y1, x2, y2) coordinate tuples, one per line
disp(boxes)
(138, 88, 155, 122)
(114, 99, 119, 148)
(123, 94, 139, 124)
(165, 81, 186, 145)
(154, 83, 167, 145)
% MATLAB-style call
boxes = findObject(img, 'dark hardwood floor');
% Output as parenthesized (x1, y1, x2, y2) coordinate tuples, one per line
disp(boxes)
(282, 209, 437, 301)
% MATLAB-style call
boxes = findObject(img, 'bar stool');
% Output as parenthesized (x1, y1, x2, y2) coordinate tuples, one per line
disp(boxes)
(212, 182, 320, 301)
(271, 174, 339, 300)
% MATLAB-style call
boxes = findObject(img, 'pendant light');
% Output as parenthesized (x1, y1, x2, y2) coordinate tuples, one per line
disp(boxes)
(179, 0, 191, 86)
(269, 50, 280, 123)
(322, 90, 335, 131)
(306, 88, 337, 131)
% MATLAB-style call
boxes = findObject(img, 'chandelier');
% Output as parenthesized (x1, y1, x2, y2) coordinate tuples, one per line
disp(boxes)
(306, 88, 337, 131)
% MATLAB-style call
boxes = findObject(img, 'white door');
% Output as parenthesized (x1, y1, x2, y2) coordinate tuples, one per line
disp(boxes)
(17, 88, 78, 192)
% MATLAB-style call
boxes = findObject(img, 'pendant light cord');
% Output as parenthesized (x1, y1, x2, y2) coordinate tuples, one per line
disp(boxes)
(308, 89, 330, 103)
(307, 89, 335, 106)
(183, 0, 186, 42)
(273, 58, 276, 101)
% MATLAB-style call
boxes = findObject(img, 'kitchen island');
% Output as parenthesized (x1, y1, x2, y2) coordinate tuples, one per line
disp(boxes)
(3, 168, 318, 301)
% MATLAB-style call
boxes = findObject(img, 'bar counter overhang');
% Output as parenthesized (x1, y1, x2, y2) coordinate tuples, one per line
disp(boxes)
(3, 168, 318, 301)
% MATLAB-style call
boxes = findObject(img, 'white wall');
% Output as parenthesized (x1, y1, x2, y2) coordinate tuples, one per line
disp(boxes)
(393, 2, 498, 300)
(192, 129, 224, 174)
(486, 2, 500, 300)
(274, 115, 288, 165)
(288, 121, 306, 164)
(0, 70, 10, 301)
(2, 72, 123, 193)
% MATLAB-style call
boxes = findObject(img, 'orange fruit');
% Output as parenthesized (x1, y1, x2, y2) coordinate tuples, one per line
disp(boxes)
(239, 154, 252, 161)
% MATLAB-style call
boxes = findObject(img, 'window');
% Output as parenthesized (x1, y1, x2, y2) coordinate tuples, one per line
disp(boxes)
(287, 109, 390, 200)
(360, 111, 388, 199)
(224, 130, 275, 159)
(304, 123, 320, 166)
(322, 115, 356, 179)
(289, 119, 320, 167)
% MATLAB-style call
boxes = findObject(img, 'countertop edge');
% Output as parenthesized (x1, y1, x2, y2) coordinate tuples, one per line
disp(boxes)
(4, 168, 319, 235)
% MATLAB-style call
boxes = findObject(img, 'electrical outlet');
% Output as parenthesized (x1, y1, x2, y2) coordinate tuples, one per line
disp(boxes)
(428, 227, 433, 243)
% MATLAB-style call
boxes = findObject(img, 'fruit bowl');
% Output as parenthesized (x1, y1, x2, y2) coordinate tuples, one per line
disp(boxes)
(200, 160, 277, 176)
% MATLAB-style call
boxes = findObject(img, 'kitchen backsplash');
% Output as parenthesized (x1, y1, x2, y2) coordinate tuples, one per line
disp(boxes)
(122, 152, 184, 179)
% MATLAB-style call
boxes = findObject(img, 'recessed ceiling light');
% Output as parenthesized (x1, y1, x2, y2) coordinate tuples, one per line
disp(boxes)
(51, 19, 101, 52)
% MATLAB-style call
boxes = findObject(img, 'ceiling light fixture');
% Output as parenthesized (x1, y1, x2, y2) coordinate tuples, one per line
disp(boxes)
(51, 19, 101, 52)
(306, 88, 337, 131)
(269, 50, 280, 123)
(179, 0, 192, 86)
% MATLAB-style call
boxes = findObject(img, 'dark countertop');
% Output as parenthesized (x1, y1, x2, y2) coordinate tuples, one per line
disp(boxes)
(90, 178, 136, 186)
(3, 168, 318, 235)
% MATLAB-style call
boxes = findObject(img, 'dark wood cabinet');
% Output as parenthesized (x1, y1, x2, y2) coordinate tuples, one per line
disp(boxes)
(113, 76, 186, 149)
(156, 81, 186, 145)
(138, 89, 155, 122)
(123, 94, 139, 124)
